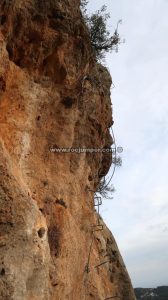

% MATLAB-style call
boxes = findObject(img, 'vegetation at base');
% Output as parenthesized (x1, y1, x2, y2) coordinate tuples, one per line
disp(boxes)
(134, 286, 168, 300)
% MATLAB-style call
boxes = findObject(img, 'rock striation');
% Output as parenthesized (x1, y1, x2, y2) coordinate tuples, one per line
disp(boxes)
(0, 0, 136, 299)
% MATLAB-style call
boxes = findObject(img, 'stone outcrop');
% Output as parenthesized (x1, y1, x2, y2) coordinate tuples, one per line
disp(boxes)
(0, 0, 136, 299)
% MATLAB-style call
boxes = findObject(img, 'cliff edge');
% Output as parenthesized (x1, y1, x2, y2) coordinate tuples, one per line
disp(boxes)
(0, 1, 136, 299)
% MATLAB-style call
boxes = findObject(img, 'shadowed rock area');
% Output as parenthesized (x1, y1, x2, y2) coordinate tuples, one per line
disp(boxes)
(0, 0, 136, 299)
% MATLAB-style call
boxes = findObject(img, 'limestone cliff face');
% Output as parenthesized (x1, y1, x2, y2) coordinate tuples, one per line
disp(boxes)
(0, 1, 136, 299)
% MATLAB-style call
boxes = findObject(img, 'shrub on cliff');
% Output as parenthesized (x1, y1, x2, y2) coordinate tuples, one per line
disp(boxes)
(80, 1, 122, 60)
(112, 155, 122, 167)
(96, 178, 115, 199)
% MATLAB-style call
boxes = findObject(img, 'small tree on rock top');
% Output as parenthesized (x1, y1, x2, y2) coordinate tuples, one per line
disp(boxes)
(80, 1, 123, 60)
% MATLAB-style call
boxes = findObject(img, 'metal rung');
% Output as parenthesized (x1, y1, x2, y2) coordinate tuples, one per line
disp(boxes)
(91, 224, 104, 232)
(94, 197, 102, 206)
(92, 224, 103, 227)
(104, 297, 120, 300)
(87, 187, 95, 193)
(95, 260, 111, 268)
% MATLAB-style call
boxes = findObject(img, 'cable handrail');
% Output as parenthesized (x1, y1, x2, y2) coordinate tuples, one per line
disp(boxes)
(83, 126, 120, 299)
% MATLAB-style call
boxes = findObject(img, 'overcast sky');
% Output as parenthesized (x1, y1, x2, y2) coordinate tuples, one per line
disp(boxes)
(88, 0, 168, 288)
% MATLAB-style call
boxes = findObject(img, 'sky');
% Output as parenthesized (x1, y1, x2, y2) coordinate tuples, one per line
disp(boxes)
(87, 0, 168, 288)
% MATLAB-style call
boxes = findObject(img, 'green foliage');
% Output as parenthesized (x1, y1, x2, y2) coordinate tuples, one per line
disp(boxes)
(80, 0, 88, 14)
(135, 286, 168, 300)
(112, 155, 122, 167)
(95, 154, 122, 198)
(80, 1, 122, 60)
(96, 177, 115, 199)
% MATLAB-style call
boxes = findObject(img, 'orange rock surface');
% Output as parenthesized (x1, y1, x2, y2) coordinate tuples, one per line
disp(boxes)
(0, 1, 136, 299)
